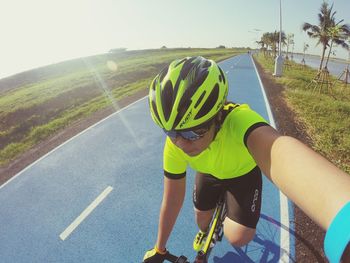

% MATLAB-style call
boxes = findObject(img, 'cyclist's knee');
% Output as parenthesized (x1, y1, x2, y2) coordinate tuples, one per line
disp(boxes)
(225, 230, 255, 247)
(194, 208, 214, 220)
(223, 218, 256, 247)
(194, 208, 215, 231)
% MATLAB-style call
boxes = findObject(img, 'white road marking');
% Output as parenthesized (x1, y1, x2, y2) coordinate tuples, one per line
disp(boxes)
(59, 186, 113, 241)
(231, 55, 243, 68)
(250, 55, 291, 262)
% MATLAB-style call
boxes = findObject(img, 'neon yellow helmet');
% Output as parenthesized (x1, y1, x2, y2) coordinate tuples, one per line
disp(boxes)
(149, 56, 228, 131)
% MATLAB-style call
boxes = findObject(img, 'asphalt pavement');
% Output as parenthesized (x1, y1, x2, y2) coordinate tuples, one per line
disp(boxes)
(0, 54, 295, 262)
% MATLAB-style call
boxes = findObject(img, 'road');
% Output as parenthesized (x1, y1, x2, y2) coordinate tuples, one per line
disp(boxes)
(0, 54, 295, 262)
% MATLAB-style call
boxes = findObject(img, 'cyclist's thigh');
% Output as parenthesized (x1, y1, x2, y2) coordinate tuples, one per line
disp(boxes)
(224, 166, 262, 229)
(193, 172, 224, 211)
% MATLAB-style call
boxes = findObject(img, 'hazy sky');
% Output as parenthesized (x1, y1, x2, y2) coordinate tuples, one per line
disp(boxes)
(1, 0, 349, 79)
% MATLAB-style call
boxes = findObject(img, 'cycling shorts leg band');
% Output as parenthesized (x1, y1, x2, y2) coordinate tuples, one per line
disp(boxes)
(324, 201, 350, 263)
(193, 166, 262, 229)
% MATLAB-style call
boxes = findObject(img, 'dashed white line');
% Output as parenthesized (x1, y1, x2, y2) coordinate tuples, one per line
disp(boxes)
(231, 55, 243, 68)
(59, 186, 113, 241)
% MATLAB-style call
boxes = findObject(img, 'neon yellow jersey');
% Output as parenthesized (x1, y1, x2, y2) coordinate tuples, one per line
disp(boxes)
(163, 103, 269, 179)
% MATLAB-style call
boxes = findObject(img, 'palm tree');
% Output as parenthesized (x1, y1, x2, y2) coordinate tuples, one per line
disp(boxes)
(259, 31, 287, 58)
(302, 43, 309, 61)
(258, 32, 272, 57)
(256, 40, 265, 49)
(270, 31, 286, 58)
(286, 34, 294, 59)
(302, 1, 335, 70)
(265, 32, 274, 57)
(324, 24, 350, 68)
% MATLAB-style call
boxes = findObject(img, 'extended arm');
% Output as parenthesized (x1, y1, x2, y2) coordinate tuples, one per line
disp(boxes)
(247, 126, 350, 261)
(246, 126, 350, 229)
(156, 176, 186, 251)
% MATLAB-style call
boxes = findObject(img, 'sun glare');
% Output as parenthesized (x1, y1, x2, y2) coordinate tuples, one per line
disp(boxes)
(107, 61, 118, 72)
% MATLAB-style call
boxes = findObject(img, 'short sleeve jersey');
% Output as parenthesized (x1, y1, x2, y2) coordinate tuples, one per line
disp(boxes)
(163, 103, 269, 179)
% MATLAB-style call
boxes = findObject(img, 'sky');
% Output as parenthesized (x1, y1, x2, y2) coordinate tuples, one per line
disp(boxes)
(1, 0, 349, 79)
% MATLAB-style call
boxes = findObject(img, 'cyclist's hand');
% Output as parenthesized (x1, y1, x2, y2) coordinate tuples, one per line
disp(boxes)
(143, 247, 168, 263)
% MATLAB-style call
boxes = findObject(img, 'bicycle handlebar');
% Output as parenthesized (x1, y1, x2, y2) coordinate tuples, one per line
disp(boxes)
(166, 252, 190, 263)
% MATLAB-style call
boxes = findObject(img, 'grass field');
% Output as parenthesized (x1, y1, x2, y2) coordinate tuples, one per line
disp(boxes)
(0, 48, 246, 166)
(255, 53, 350, 174)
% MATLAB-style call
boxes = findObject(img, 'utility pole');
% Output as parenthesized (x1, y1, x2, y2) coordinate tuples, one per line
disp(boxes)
(274, 0, 283, 77)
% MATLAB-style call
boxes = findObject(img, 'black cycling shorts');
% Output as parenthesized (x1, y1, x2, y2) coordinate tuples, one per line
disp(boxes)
(192, 166, 262, 229)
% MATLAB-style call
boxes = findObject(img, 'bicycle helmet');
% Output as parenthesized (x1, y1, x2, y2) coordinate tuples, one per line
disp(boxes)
(149, 56, 228, 131)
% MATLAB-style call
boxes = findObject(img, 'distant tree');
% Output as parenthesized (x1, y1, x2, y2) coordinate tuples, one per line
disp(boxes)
(256, 40, 265, 49)
(161, 46, 167, 49)
(303, 43, 309, 61)
(109, 48, 127, 53)
(258, 33, 269, 56)
(324, 24, 350, 68)
(286, 34, 294, 59)
(269, 31, 286, 58)
(261, 32, 271, 57)
(216, 45, 226, 49)
(258, 31, 286, 58)
(302, 1, 339, 70)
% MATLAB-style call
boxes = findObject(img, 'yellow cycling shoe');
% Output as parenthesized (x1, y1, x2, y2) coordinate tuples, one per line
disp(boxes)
(193, 230, 208, 252)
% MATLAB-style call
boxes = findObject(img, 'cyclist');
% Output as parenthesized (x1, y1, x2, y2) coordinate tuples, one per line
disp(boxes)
(143, 56, 350, 263)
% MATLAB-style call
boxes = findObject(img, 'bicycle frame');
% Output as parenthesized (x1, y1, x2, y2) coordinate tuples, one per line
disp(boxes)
(156, 194, 227, 263)
(194, 194, 227, 262)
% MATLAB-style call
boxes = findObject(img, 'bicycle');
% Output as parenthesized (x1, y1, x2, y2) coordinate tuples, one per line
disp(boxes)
(193, 194, 227, 263)
(154, 194, 227, 263)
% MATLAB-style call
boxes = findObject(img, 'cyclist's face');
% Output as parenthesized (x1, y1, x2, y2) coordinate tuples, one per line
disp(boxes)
(170, 124, 216, 156)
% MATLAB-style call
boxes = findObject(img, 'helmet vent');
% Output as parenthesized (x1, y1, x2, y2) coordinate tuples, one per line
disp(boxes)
(202, 60, 212, 68)
(193, 68, 208, 89)
(194, 83, 219, 120)
(194, 91, 206, 108)
(174, 58, 187, 67)
(159, 67, 168, 82)
(151, 79, 156, 90)
(172, 94, 192, 129)
(151, 100, 161, 124)
(180, 57, 197, 80)
(161, 80, 174, 121)
(218, 66, 226, 84)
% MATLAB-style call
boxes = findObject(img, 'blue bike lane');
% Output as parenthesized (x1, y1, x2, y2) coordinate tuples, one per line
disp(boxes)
(0, 54, 295, 262)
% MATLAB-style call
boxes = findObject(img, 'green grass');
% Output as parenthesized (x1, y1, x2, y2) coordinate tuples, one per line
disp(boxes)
(255, 53, 350, 173)
(0, 48, 246, 166)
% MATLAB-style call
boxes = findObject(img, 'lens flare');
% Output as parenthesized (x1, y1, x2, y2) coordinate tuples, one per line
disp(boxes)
(83, 58, 141, 149)
(107, 60, 118, 72)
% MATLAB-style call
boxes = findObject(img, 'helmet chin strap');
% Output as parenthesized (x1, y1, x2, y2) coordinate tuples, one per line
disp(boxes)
(212, 111, 223, 140)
